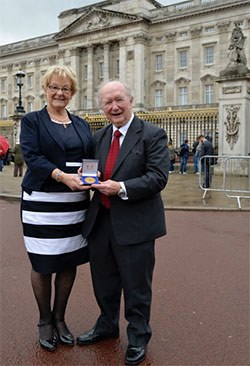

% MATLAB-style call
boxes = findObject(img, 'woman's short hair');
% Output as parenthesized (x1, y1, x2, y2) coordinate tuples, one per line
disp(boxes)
(42, 65, 78, 95)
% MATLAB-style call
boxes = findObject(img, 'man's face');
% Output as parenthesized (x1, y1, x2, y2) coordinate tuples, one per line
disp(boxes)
(100, 82, 133, 128)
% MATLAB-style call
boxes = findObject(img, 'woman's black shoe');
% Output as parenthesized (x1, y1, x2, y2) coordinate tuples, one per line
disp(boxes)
(38, 323, 57, 352)
(54, 320, 74, 347)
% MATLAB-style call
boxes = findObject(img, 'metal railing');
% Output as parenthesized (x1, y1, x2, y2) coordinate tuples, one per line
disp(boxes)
(199, 155, 250, 209)
(83, 107, 219, 153)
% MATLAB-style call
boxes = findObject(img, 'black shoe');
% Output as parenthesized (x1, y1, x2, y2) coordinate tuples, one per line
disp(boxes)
(38, 323, 57, 352)
(54, 320, 74, 347)
(202, 184, 209, 188)
(76, 327, 119, 346)
(125, 345, 146, 365)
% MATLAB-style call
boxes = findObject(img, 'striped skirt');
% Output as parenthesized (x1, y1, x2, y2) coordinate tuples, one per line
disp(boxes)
(21, 190, 89, 275)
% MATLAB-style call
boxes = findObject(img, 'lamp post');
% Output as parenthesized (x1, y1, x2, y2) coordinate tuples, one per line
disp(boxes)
(15, 70, 25, 113)
(13, 70, 25, 144)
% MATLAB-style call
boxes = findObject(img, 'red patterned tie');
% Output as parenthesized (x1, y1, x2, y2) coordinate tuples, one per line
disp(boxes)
(101, 129, 122, 208)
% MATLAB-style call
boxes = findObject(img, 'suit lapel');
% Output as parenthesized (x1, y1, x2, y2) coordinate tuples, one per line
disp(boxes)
(112, 117, 141, 175)
(97, 126, 113, 175)
(97, 117, 141, 178)
(40, 108, 65, 151)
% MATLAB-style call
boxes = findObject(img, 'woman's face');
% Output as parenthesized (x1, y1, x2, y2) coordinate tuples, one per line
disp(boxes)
(45, 74, 73, 110)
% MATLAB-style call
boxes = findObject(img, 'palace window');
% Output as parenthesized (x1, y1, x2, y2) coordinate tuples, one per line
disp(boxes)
(1, 104, 7, 118)
(204, 46, 214, 65)
(179, 87, 187, 105)
(155, 54, 163, 71)
(27, 74, 33, 89)
(178, 50, 188, 68)
(204, 84, 214, 104)
(27, 101, 33, 112)
(154, 89, 163, 107)
(179, 31, 188, 38)
(1, 78, 7, 92)
(205, 26, 215, 33)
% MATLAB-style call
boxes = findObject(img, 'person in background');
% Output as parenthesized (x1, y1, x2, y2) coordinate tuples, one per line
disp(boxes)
(198, 134, 213, 188)
(0, 150, 4, 172)
(179, 139, 189, 174)
(20, 65, 93, 352)
(168, 138, 176, 173)
(192, 137, 199, 174)
(76, 80, 169, 366)
(13, 141, 24, 177)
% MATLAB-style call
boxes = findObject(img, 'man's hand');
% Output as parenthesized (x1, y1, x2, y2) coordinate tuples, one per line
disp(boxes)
(91, 180, 120, 196)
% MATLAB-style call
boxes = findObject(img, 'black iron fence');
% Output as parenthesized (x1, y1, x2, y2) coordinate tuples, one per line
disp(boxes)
(82, 106, 219, 153)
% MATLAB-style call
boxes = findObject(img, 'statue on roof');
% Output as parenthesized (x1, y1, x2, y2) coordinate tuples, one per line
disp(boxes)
(220, 23, 250, 76)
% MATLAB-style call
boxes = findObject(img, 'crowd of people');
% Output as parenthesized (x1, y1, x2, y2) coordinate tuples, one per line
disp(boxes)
(167, 135, 214, 188)
(1, 64, 215, 365)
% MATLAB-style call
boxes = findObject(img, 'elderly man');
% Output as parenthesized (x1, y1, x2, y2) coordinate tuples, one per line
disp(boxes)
(77, 80, 169, 365)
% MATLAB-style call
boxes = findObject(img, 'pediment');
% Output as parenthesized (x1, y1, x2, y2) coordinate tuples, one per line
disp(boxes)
(174, 77, 191, 84)
(151, 79, 166, 87)
(54, 7, 141, 40)
(200, 73, 216, 82)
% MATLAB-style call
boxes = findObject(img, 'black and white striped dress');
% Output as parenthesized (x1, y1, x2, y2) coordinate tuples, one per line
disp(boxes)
(21, 123, 90, 275)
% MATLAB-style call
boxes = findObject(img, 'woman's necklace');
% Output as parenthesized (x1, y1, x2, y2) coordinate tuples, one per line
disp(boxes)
(48, 111, 71, 128)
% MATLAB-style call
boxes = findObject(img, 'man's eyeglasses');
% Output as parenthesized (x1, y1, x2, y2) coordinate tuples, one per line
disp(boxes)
(48, 85, 72, 95)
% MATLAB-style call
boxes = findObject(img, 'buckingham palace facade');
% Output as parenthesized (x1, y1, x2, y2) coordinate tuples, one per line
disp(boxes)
(0, 0, 250, 120)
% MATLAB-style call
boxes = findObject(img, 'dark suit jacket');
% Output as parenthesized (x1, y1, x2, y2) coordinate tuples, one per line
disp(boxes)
(82, 115, 169, 245)
(20, 107, 92, 192)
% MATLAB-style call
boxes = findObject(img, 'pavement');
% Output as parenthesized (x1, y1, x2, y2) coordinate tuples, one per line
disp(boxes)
(1, 200, 249, 366)
(1, 165, 249, 365)
(0, 163, 249, 210)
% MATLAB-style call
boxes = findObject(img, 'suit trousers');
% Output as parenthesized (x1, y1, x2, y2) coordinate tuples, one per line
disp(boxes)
(88, 204, 155, 347)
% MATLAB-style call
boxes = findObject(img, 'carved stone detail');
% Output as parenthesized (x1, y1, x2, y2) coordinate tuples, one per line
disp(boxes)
(165, 32, 176, 42)
(223, 86, 242, 94)
(190, 26, 202, 38)
(224, 105, 240, 149)
(70, 48, 82, 56)
(217, 21, 231, 32)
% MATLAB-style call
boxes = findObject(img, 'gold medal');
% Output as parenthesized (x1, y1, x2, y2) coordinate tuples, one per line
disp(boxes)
(84, 177, 96, 184)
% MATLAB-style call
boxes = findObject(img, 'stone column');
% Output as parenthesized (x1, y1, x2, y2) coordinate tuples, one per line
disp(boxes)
(34, 59, 41, 110)
(216, 24, 250, 156)
(87, 45, 94, 109)
(103, 42, 110, 81)
(70, 48, 82, 111)
(133, 34, 148, 111)
(58, 50, 66, 66)
(119, 38, 127, 83)
(216, 76, 250, 156)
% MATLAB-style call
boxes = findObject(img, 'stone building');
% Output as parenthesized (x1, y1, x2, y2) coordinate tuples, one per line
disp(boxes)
(0, 0, 249, 122)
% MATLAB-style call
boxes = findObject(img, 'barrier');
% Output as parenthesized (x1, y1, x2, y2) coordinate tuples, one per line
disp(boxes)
(199, 155, 250, 209)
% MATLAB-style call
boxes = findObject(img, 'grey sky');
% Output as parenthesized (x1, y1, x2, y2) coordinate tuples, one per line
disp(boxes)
(1, 0, 178, 46)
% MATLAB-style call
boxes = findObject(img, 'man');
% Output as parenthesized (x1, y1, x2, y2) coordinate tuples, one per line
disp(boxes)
(179, 139, 189, 174)
(77, 80, 169, 365)
(198, 134, 213, 188)
(192, 137, 200, 174)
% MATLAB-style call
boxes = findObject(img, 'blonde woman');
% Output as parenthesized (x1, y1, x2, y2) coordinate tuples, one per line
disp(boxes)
(20, 66, 93, 351)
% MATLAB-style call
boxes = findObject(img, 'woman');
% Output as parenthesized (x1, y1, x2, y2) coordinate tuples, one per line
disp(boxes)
(20, 65, 93, 352)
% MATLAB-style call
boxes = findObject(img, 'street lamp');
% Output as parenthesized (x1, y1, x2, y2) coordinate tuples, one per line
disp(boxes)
(15, 70, 25, 114)
(13, 70, 25, 144)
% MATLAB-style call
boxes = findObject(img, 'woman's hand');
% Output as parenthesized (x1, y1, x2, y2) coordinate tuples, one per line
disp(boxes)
(52, 169, 90, 191)
(60, 172, 91, 191)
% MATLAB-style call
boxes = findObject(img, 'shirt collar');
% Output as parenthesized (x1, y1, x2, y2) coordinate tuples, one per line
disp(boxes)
(112, 113, 134, 137)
